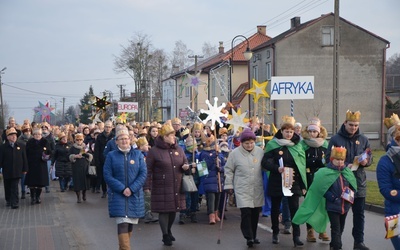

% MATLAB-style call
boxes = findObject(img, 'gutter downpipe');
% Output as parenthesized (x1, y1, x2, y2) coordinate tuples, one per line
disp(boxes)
(381, 43, 390, 148)
(272, 44, 277, 127)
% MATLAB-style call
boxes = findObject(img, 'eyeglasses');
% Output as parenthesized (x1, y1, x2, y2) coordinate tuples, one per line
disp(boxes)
(118, 137, 130, 141)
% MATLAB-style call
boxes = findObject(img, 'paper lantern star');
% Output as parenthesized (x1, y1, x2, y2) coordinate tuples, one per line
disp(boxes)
(118, 112, 127, 124)
(225, 109, 249, 135)
(34, 101, 54, 122)
(91, 112, 102, 123)
(200, 97, 227, 130)
(186, 71, 204, 87)
(186, 106, 202, 122)
(245, 79, 269, 103)
(92, 96, 111, 112)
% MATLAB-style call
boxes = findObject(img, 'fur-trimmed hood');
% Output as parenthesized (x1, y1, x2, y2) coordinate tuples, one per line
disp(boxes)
(301, 125, 328, 140)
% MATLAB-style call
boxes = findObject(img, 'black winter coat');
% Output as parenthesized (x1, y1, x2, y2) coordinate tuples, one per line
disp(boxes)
(52, 141, 72, 178)
(0, 141, 28, 179)
(69, 143, 92, 191)
(25, 138, 51, 187)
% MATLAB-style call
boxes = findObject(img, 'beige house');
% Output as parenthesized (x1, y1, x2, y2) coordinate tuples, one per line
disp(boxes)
(250, 13, 390, 149)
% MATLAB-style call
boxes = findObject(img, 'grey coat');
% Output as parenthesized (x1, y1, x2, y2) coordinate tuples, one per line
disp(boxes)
(224, 145, 265, 208)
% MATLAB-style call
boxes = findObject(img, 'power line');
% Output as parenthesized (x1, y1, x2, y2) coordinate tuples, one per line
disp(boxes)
(5, 76, 131, 84)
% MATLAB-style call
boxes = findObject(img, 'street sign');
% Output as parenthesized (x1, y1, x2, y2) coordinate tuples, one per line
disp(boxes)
(270, 76, 314, 100)
(118, 102, 139, 113)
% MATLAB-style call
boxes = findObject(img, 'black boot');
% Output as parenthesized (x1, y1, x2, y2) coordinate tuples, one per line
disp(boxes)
(21, 191, 26, 199)
(35, 188, 42, 204)
(76, 191, 82, 203)
(272, 234, 279, 244)
(82, 190, 87, 201)
(168, 230, 175, 241)
(293, 236, 304, 247)
(30, 188, 36, 205)
(162, 234, 172, 246)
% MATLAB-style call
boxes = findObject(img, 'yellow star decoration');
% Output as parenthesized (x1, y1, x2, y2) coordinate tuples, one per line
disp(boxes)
(118, 112, 127, 124)
(245, 79, 269, 103)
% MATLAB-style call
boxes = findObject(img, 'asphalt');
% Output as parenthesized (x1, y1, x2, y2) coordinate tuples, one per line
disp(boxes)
(0, 169, 385, 249)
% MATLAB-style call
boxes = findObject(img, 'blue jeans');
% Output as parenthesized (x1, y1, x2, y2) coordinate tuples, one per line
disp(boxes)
(20, 173, 26, 193)
(45, 160, 51, 191)
(352, 197, 365, 244)
(391, 236, 400, 250)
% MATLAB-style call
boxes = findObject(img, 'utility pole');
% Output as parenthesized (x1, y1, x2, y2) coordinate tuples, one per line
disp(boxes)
(117, 84, 126, 100)
(332, 0, 340, 134)
(188, 55, 204, 112)
(62, 97, 65, 124)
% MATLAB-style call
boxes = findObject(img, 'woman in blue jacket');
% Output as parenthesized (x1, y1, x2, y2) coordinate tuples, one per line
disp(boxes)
(377, 127, 400, 250)
(104, 127, 147, 250)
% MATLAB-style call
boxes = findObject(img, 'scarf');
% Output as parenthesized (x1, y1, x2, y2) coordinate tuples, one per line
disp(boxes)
(387, 146, 400, 177)
(303, 138, 325, 148)
(274, 138, 294, 147)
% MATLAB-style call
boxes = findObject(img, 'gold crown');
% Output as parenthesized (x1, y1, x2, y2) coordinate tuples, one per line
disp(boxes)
(136, 137, 148, 148)
(138, 128, 147, 135)
(171, 117, 181, 125)
(384, 118, 393, 129)
(346, 110, 361, 122)
(390, 113, 400, 126)
(21, 124, 32, 132)
(193, 122, 203, 131)
(218, 127, 228, 136)
(142, 121, 151, 127)
(331, 146, 347, 160)
(180, 128, 190, 137)
(6, 127, 18, 136)
(75, 133, 84, 140)
(281, 115, 295, 127)
(160, 123, 175, 136)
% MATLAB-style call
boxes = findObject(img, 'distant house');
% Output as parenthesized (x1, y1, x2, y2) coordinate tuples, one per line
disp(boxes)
(163, 26, 271, 122)
(250, 13, 389, 149)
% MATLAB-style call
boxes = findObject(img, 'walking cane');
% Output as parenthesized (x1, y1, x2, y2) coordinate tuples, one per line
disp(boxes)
(217, 191, 227, 244)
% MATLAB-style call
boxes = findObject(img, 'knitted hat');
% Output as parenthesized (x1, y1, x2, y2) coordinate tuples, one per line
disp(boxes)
(307, 124, 320, 133)
(219, 141, 230, 152)
(116, 128, 129, 139)
(240, 128, 256, 142)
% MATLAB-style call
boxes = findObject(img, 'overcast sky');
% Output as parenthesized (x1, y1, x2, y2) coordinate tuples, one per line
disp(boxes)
(0, 0, 399, 124)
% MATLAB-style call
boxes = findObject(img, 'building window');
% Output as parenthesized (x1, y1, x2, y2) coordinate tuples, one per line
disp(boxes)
(211, 77, 216, 97)
(253, 66, 258, 82)
(322, 26, 334, 46)
(185, 86, 190, 97)
(266, 62, 271, 80)
(220, 74, 225, 96)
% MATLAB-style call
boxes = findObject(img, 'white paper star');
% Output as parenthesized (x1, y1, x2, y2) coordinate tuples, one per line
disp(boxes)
(200, 97, 227, 130)
(225, 109, 249, 135)
(91, 112, 102, 123)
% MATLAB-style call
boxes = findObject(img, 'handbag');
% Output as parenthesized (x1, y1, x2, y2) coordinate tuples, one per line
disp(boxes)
(385, 214, 400, 239)
(88, 165, 97, 176)
(182, 174, 198, 192)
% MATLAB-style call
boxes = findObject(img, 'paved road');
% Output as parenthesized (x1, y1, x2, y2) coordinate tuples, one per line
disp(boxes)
(0, 179, 394, 250)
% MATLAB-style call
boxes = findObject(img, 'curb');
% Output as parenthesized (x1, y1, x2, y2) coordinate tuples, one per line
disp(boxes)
(365, 203, 385, 214)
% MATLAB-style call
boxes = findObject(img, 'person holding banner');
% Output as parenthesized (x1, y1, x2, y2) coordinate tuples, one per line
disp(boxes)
(377, 126, 400, 249)
(261, 116, 306, 246)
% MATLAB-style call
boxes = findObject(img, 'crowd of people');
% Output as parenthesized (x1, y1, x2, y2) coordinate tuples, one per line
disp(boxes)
(1, 108, 394, 250)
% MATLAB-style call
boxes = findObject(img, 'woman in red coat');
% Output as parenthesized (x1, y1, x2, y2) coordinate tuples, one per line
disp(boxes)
(145, 122, 189, 246)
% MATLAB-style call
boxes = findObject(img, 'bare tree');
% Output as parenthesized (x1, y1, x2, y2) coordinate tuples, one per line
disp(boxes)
(202, 41, 218, 59)
(387, 53, 400, 74)
(170, 40, 193, 72)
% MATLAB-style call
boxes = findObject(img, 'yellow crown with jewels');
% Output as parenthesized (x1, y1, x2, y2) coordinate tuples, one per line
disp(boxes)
(390, 113, 400, 126)
(345, 110, 361, 122)
(331, 146, 347, 160)
(281, 115, 295, 127)
(136, 137, 148, 148)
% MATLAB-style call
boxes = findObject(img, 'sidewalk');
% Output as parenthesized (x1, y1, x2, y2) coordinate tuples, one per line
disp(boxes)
(0, 178, 72, 250)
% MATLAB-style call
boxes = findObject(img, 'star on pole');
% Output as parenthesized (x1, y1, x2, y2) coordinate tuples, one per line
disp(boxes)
(34, 101, 55, 122)
(225, 109, 249, 135)
(200, 97, 227, 130)
(245, 79, 269, 103)
(92, 96, 111, 112)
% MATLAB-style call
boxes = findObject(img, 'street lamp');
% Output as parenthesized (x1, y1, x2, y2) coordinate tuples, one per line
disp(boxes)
(0, 67, 7, 129)
(229, 35, 252, 103)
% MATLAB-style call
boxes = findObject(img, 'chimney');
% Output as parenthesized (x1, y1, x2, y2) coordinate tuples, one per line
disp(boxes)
(218, 41, 224, 54)
(257, 25, 266, 36)
(291, 17, 301, 28)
